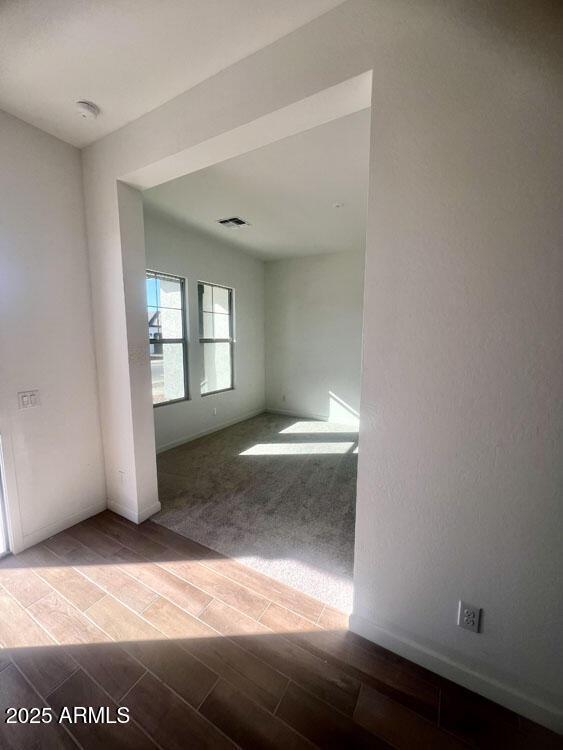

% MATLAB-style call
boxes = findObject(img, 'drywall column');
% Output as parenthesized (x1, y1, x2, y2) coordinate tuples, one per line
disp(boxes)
(116, 184, 160, 520)
(82, 171, 159, 522)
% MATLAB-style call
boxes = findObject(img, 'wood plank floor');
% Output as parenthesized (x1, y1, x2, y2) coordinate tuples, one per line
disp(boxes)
(0, 511, 560, 749)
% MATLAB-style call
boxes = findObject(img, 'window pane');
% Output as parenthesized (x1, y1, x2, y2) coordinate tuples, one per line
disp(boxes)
(213, 312, 230, 338)
(146, 276, 159, 308)
(202, 312, 214, 338)
(201, 283, 213, 313)
(147, 307, 161, 339)
(213, 286, 229, 314)
(159, 277, 182, 309)
(159, 307, 183, 338)
(146, 270, 188, 405)
(201, 342, 232, 393)
(151, 343, 185, 404)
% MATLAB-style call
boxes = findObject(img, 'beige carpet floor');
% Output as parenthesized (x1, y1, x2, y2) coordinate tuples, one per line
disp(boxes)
(152, 412, 358, 612)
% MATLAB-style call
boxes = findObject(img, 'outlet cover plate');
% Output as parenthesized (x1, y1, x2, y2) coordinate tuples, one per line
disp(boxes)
(458, 601, 482, 633)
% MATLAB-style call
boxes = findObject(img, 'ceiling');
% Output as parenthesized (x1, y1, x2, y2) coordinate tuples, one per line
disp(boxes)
(0, 0, 344, 147)
(143, 108, 370, 261)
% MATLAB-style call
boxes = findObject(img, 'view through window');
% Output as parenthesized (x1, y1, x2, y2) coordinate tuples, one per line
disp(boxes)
(146, 270, 188, 405)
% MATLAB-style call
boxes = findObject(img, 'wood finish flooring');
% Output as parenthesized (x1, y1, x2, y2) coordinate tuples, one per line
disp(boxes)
(0, 511, 560, 749)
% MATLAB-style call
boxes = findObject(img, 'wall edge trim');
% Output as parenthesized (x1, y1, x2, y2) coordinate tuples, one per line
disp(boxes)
(349, 613, 563, 734)
(107, 498, 161, 524)
(17, 499, 107, 553)
(155, 407, 266, 454)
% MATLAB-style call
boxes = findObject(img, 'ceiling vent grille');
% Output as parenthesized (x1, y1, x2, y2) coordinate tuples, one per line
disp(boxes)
(217, 217, 250, 228)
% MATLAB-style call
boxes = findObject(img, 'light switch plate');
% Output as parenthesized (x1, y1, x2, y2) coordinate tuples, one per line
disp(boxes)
(18, 390, 40, 409)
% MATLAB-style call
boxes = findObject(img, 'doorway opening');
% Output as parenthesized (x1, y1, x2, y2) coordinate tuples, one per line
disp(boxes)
(119, 73, 372, 616)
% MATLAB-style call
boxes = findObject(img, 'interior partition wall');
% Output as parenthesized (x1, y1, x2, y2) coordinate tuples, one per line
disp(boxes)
(82, 0, 563, 730)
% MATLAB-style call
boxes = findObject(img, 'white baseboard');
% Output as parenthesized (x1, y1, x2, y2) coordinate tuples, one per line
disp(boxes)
(107, 498, 161, 524)
(16, 499, 107, 553)
(138, 502, 162, 522)
(155, 408, 266, 453)
(350, 613, 563, 734)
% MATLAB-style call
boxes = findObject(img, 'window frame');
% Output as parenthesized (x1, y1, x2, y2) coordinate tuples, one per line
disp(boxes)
(146, 269, 189, 407)
(197, 281, 235, 397)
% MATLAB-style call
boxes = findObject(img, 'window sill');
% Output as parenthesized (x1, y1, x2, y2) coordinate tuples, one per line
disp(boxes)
(153, 396, 190, 408)
(201, 387, 234, 397)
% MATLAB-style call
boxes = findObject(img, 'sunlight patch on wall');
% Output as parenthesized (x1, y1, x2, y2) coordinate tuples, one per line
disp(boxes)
(328, 391, 359, 428)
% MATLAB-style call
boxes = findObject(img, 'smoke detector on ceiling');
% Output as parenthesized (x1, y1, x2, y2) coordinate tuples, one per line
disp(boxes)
(217, 217, 250, 228)
(76, 100, 100, 119)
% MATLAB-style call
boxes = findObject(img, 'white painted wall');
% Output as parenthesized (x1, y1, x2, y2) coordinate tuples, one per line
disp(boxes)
(81, 0, 563, 730)
(144, 210, 265, 451)
(116, 183, 161, 522)
(265, 252, 364, 424)
(0, 109, 106, 551)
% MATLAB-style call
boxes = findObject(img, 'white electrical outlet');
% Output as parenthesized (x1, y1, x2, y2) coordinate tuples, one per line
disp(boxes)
(213, 408, 217, 416)
(458, 601, 482, 633)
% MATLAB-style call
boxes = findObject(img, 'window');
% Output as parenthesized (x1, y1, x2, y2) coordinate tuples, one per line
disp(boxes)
(198, 282, 234, 395)
(146, 270, 188, 406)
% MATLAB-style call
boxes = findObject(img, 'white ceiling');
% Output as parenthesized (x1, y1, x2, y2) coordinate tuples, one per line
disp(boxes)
(143, 108, 371, 260)
(0, 0, 345, 147)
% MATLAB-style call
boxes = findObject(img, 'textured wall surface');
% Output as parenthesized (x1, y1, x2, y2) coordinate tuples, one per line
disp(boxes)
(0, 109, 105, 550)
(144, 210, 265, 451)
(265, 251, 364, 424)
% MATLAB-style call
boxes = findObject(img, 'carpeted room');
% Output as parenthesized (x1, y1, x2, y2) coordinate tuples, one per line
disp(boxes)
(142, 111, 369, 614)
(153, 412, 358, 612)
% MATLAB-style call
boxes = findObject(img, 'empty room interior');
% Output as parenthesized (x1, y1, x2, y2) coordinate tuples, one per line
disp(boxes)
(0, 2, 562, 749)
(143, 109, 368, 614)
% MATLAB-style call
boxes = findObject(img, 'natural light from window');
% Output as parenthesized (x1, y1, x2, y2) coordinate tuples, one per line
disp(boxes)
(328, 391, 359, 428)
(240, 442, 355, 456)
(146, 270, 187, 405)
(198, 282, 234, 395)
(280, 421, 358, 435)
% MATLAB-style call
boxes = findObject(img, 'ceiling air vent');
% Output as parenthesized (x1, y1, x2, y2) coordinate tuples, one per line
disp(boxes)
(217, 217, 250, 228)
